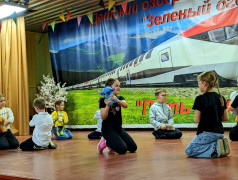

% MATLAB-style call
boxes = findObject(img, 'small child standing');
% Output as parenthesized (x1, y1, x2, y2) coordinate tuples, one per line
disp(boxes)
(229, 77, 238, 141)
(20, 98, 57, 150)
(185, 71, 229, 158)
(149, 89, 182, 139)
(88, 98, 103, 139)
(51, 100, 73, 140)
(0, 94, 19, 150)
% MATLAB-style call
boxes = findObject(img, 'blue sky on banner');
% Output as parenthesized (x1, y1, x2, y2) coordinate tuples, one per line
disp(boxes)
(48, 0, 238, 73)
(48, 0, 235, 53)
(49, 1, 176, 52)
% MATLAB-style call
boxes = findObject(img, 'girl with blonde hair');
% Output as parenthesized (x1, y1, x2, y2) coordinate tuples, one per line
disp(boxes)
(185, 71, 229, 158)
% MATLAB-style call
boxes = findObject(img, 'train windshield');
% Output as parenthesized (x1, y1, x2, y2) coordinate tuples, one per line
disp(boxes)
(190, 24, 238, 45)
(225, 26, 238, 39)
(208, 27, 226, 42)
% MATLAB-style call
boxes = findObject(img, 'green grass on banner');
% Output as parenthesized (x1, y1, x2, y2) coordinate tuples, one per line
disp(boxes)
(65, 89, 236, 125)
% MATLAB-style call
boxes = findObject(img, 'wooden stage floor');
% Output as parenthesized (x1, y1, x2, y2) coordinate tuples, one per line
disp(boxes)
(0, 131, 237, 180)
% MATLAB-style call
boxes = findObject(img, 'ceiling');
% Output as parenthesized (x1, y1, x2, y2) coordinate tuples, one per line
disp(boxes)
(19, 0, 134, 32)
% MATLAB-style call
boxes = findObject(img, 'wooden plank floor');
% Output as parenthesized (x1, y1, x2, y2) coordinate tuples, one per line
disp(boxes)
(0, 131, 237, 180)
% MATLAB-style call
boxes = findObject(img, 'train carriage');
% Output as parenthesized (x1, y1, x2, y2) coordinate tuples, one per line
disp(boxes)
(67, 8, 238, 90)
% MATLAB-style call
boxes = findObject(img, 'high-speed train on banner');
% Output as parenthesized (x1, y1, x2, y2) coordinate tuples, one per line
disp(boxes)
(66, 8, 238, 90)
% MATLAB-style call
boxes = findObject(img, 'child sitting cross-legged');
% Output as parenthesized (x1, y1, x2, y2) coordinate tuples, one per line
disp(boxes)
(20, 98, 57, 151)
(88, 98, 103, 140)
(149, 89, 182, 139)
(51, 100, 73, 140)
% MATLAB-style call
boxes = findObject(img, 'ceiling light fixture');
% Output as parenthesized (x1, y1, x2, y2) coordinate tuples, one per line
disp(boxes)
(0, 1, 27, 20)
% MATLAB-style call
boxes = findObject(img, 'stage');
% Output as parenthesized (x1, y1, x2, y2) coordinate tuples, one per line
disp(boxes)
(0, 131, 237, 180)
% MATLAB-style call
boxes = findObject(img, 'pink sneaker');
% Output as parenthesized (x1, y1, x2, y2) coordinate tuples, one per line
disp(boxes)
(97, 137, 107, 153)
(51, 136, 57, 140)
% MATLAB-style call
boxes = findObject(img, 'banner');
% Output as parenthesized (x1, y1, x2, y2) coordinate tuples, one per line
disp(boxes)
(48, 0, 238, 125)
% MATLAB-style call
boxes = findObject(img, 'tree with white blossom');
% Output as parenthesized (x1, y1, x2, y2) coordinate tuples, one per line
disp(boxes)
(36, 74, 68, 110)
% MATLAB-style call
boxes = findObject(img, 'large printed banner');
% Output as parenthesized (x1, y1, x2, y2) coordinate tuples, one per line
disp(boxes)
(48, 0, 238, 125)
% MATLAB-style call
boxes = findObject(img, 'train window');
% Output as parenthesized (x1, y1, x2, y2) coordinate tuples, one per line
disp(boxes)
(225, 27, 238, 39)
(129, 61, 133, 66)
(200, 33, 209, 41)
(139, 54, 145, 62)
(134, 57, 139, 65)
(190, 32, 209, 41)
(208, 27, 225, 42)
(161, 52, 169, 62)
(145, 49, 153, 59)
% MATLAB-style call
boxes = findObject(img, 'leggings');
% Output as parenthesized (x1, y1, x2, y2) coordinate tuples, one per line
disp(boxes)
(102, 126, 137, 154)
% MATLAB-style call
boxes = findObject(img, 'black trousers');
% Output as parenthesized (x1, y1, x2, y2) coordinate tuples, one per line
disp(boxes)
(102, 126, 137, 154)
(0, 129, 19, 150)
(88, 131, 102, 139)
(152, 128, 182, 139)
(229, 123, 238, 141)
(20, 138, 54, 151)
(20, 137, 35, 151)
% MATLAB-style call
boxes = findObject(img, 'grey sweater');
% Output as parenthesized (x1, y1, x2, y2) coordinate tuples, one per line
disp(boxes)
(149, 102, 174, 130)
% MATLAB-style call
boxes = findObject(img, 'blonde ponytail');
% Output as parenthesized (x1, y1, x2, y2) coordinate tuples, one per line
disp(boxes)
(198, 71, 224, 106)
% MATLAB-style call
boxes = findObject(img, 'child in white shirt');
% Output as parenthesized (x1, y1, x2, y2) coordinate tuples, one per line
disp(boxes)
(20, 98, 57, 151)
(88, 98, 103, 139)
(0, 94, 19, 150)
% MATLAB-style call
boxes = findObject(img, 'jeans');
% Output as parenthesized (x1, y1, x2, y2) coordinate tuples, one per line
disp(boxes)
(53, 127, 73, 140)
(185, 131, 224, 158)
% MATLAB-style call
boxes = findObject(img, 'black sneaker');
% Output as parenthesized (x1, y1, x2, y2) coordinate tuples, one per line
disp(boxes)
(152, 131, 156, 136)
(152, 131, 160, 139)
